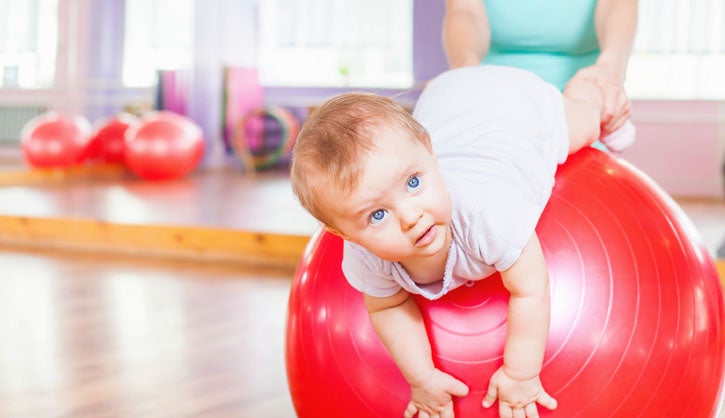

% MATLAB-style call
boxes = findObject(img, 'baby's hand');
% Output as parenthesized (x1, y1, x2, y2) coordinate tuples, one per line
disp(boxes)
(404, 368, 469, 418)
(482, 366, 557, 418)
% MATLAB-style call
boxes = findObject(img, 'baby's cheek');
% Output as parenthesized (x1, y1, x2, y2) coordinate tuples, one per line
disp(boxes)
(439, 191, 453, 221)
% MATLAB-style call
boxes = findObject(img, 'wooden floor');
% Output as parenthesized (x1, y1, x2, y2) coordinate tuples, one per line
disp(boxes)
(0, 166, 318, 236)
(0, 164, 309, 418)
(0, 161, 723, 418)
(0, 166, 319, 269)
(0, 246, 297, 418)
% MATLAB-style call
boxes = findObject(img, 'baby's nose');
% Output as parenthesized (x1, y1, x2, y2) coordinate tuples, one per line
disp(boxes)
(399, 204, 422, 230)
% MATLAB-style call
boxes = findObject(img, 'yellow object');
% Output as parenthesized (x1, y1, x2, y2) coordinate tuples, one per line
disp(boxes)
(717, 259, 725, 287)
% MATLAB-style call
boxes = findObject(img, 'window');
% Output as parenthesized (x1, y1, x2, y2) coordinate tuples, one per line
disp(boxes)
(258, 0, 413, 88)
(626, 0, 725, 99)
(0, 0, 58, 88)
(123, 0, 194, 87)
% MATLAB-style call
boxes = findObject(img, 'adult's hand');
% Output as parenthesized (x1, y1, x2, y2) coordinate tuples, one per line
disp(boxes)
(569, 63, 631, 136)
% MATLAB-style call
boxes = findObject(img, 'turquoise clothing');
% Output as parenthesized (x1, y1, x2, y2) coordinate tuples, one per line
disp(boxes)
(483, 0, 599, 90)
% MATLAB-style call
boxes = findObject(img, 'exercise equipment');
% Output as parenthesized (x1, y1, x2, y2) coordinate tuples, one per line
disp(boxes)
(124, 111, 204, 180)
(21, 112, 91, 168)
(231, 106, 299, 171)
(285, 148, 725, 418)
(85, 113, 139, 164)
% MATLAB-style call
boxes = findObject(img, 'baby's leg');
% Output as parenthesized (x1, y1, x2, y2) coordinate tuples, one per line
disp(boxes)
(562, 79, 604, 155)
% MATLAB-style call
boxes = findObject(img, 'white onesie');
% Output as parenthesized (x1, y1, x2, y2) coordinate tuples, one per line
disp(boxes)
(342, 65, 569, 300)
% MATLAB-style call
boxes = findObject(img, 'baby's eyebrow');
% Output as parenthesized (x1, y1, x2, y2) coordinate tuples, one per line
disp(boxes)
(352, 203, 375, 219)
(349, 187, 386, 216)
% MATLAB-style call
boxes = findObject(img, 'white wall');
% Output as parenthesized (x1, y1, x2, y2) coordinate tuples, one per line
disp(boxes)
(0, 0, 151, 117)
(622, 100, 725, 199)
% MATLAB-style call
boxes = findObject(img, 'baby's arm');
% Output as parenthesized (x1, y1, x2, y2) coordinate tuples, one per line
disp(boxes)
(365, 289, 469, 418)
(482, 234, 557, 417)
(562, 78, 605, 155)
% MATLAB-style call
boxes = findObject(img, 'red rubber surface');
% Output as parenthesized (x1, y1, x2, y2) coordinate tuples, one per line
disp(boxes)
(286, 148, 725, 417)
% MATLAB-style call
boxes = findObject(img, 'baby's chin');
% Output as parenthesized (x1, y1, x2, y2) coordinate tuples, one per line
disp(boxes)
(376, 252, 407, 263)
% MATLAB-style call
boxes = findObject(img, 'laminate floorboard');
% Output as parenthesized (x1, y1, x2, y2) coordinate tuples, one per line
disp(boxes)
(0, 247, 296, 418)
(0, 168, 319, 236)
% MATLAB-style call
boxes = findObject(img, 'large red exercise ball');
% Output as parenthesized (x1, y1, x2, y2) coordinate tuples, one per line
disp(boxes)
(285, 148, 725, 418)
(124, 111, 205, 180)
(85, 112, 139, 164)
(20, 112, 91, 168)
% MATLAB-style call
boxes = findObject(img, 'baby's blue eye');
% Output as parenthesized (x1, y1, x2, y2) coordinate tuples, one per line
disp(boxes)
(370, 209, 387, 225)
(407, 175, 420, 191)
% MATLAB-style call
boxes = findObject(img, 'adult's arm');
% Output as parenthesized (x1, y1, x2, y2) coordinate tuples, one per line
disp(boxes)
(442, 0, 491, 69)
(570, 0, 638, 134)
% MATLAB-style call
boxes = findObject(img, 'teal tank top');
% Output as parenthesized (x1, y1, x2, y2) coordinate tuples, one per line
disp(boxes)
(482, 0, 599, 90)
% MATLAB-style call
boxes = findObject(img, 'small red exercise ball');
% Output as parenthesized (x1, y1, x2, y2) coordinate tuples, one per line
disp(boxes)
(285, 148, 725, 418)
(85, 113, 139, 164)
(124, 111, 205, 180)
(21, 112, 91, 168)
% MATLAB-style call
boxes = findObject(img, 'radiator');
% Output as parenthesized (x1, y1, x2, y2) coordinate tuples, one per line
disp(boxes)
(0, 106, 46, 144)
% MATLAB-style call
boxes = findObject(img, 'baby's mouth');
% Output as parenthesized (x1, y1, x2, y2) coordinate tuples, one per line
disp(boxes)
(415, 225, 435, 246)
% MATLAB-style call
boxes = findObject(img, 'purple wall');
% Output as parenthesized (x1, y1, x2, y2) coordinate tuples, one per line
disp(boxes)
(413, 1, 448, 83)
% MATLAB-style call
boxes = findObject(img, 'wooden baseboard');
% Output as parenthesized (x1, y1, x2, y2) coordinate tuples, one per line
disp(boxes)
(0, 164, 128, 185)
(0, 215, 310, 271)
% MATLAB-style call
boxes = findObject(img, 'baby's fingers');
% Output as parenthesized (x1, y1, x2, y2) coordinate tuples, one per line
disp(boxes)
(498, 403, 513, 418)
(536, 390, 558, 411)
(440, 406, 456, 418)
(524, 403, 540, 418)
(446, 377, 469, 398)
(404, 402, 418, 418)
(482, 383, 498, 408)
(512, 407, 526, 418)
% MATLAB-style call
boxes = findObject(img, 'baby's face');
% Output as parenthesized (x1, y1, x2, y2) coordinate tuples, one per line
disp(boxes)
(323, 125, 452, 264)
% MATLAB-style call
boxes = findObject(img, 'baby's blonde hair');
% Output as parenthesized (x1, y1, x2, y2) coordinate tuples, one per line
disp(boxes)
(290, 92, 431, 227)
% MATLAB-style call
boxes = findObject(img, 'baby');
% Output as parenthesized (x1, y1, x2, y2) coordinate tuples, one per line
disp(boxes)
(290, 65, 633, 418)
